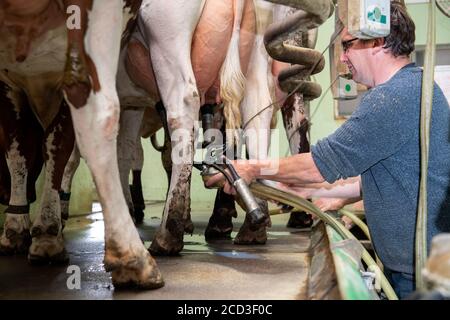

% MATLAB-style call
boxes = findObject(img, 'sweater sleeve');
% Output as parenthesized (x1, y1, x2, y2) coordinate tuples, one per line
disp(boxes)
(311, 85, 418, 183)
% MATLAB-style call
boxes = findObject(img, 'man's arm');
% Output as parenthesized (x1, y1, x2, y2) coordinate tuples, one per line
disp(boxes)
(277, 176, 362, 199)
(205, 152, 325, 194)
(255, 153, 325, 184)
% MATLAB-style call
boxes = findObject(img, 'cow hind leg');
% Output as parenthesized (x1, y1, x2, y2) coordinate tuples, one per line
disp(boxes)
(59, 145, 81, 229)
(205, 189, 236, 241)
(204, 121, 236, 241)
(154, 101, 193, 234)
(282, 97, 313, 229)
(0, 154, 10, 205)
(0, 147, 32, 255)
(0, 83, 42, 255)
(0, 160, 30, 256)
(63, 0, 163, 289)
(28, 101, 74, 265)
(117, 108, 145, 224)
(149, 99, 198, 256)
(138, 0, 205, 256)
(129, 140, 145, 224)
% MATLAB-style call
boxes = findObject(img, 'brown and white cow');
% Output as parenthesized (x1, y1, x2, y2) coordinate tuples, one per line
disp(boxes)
(0, 0, 164, 289)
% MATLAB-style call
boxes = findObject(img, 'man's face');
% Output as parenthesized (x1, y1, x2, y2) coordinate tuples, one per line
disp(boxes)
(339, 28, 375, 88)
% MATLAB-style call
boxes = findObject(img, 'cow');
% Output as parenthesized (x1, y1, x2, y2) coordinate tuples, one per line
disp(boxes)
(124, 0, 322, 246)
(0, 0, 164, 289)
(114, 0, 290, 256)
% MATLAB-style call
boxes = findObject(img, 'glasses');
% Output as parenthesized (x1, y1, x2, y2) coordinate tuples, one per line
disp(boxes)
(341, 38, 359, 53)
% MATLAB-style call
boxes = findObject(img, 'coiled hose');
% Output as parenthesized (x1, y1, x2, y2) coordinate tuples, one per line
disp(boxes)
(263, 0, 335, 101)
(250, 181, 399, 300)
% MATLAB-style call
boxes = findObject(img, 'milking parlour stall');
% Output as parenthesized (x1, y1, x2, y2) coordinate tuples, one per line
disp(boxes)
(1, 0, 450, 312)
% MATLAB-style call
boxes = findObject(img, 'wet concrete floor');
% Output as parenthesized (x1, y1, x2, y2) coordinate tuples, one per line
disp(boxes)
(0, 202, 312, 300)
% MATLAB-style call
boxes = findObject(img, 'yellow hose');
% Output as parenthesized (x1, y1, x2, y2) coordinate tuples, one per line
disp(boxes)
(250, 182, 398, 300)
(339, 208, 384, 270)
(416, 0, 436, 291)
(339, 209, 371, 241)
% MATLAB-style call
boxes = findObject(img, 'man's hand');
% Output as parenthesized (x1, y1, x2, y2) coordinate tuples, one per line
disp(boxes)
(313, 198, 347, 212)
(204, 160, 256, 195)
(312, 198, 355, 229)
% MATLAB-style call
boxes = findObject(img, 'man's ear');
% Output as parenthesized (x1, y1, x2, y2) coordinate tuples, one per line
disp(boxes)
(372, 38, 385, 55)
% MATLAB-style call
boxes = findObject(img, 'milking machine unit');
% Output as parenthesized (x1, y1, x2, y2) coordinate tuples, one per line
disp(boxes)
(193, 145, 268, 230)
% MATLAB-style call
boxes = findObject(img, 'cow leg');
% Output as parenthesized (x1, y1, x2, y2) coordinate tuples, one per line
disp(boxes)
(0, 81, 42, 255)
(154, 102, 173, 185)
(154, 101, 194, 235)
(205, 189, 237, 241)
(60, 145, 80, 229)
(62, 0, 163, 288)
(140, 0, 205, 256)
(117, 108, 145, 224)
(129, 135, 145, 224)
(28, 101, 74, 264)
(149, 97, 198, 255)
(282, 94, 313, 229)
(0, 144, 32, 255)
(150, 120, 196, 256)
(232, 28, 274, 244)
(0, 153, 9, 205)
(204, 117, 237, 241)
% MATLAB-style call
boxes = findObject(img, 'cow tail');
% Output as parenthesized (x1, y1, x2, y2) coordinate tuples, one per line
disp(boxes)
(219, 0, 246, 147)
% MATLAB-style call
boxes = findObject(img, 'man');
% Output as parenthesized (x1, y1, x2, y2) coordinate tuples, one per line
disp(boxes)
(207, 2, 450, 299)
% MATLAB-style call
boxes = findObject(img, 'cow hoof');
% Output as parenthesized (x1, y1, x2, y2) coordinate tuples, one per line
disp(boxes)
(1, 214, 32, 255)
(234, 222, 267, 245)
(0, 228, 32, 255)
(28, 248, 69, 266)
(205, 227, 232, 241)
(205, 216, 233, 241)
(204, 206, 235, 241)
(149, 233, 183, 256)
(28, 227, 68, 265)
(287, 211, 313, 229)
(105, 249, 164, 290)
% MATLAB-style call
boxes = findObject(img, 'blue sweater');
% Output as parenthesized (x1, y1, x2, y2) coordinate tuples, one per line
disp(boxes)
(311, 63, 450, 274)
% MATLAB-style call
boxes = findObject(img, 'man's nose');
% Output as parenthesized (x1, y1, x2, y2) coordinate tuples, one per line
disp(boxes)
(340, 51, 347, 63)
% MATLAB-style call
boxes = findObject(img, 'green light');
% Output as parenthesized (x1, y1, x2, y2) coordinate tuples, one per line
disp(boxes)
(345, 84, 352, 92)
